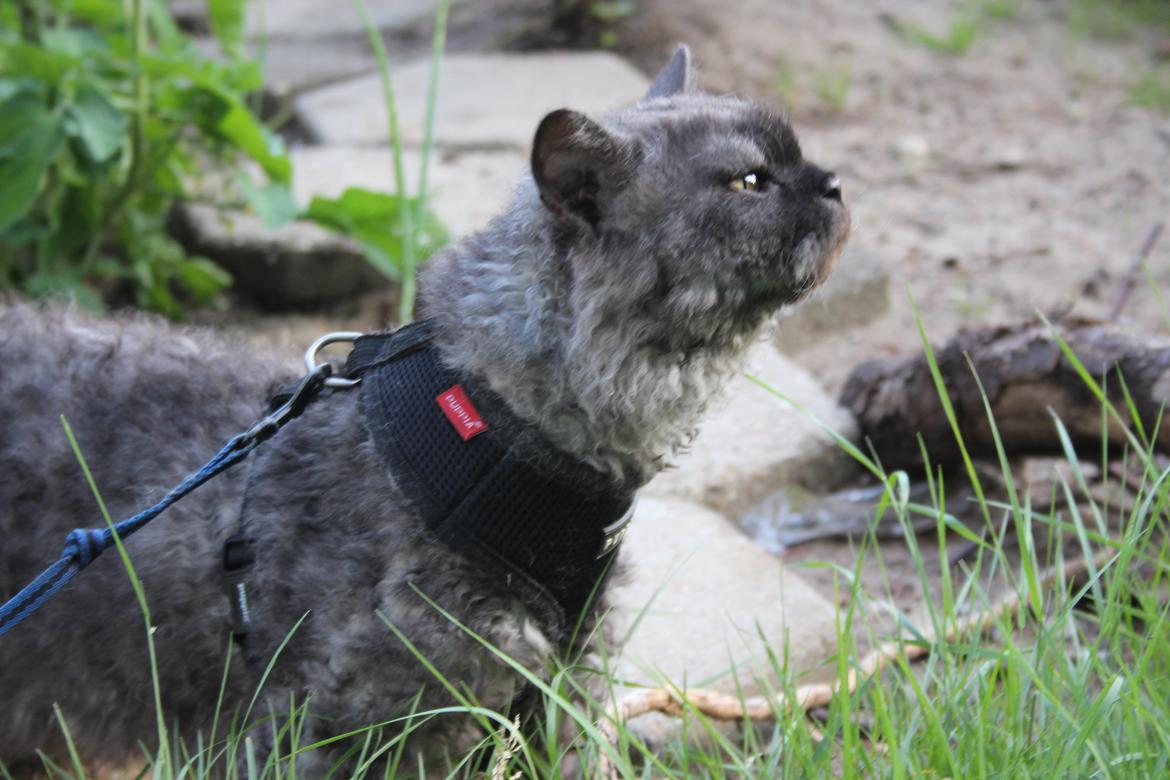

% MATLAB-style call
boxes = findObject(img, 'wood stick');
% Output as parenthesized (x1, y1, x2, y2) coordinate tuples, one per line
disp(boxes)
(598, 546, 1114, 776)
(1110, 222, 1165, 322)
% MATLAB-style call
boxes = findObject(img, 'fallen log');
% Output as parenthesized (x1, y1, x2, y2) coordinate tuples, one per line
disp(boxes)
(839, 319, 1170, 471)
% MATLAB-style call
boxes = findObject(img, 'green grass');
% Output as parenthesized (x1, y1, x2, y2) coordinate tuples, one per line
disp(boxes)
(812, 64, 852, 114)
(1062, 0, 1170, 115)
(773, 61, 853, 114)
(894, 0, 1021, 56)
(1129, 67, 1170, 114)
(1067, 0, 1170, 41)
(7, 303, 1169, 779)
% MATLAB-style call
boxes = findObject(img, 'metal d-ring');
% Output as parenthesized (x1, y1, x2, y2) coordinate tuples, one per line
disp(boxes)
(304, 331, 363, 388)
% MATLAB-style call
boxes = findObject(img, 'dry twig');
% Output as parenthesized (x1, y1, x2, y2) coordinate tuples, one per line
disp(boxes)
(597, 547, 1115, 777)
(1109, 222, 1164, 321)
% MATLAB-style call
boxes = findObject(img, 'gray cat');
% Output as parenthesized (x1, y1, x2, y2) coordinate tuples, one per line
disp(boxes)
(0, 46, 848, 774)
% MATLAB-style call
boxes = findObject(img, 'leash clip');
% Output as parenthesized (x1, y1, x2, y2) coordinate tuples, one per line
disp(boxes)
(305, 331, 363, 388)
(245, 363, 332, 445)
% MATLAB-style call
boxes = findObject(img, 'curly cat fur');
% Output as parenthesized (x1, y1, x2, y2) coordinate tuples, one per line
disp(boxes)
(425, 89, 849, 485)
(0, 46, 848, 773)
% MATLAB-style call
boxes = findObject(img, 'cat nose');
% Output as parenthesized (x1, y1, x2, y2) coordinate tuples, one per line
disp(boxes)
(822, 174, 842, 202)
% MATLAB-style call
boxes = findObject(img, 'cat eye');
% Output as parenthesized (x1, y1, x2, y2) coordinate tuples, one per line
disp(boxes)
(729, 172, 763, 192)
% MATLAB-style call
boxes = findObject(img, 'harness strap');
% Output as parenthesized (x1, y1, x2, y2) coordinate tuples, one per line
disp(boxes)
(347, 321, 636, 640)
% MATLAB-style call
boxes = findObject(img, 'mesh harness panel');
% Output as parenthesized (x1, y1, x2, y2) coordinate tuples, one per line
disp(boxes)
(345, 320, 635, 639)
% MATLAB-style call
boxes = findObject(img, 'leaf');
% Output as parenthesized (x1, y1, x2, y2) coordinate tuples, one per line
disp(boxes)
(304, 189, 404, 280)
(590, 1, 637, 21)
(91, 256, 135, 280)
(0, 216, 50, 247)
(215, 101, 290, 183)
(208, 0, 248, 60)
(303, 188, 450, 281)
(41, 28, 110, 60)
(0, 92, 64, 232)
(70, 0, 125, 28)
(23, 272, 105, 311)
(142, 52, 263, 94)
(0, 89, 50, 157)
(176, 256, 232, 300)
(0, 41, 80, 82)
(160, 82, 290, 183)
(67, 83, 126, 164)
(237, 173, 299, 229)
(0, 77, 40, 104)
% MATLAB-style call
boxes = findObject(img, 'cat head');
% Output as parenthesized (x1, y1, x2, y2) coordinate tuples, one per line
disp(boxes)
(529, 45, 850, 351)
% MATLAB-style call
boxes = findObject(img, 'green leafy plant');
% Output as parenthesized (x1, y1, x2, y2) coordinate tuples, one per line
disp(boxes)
(547, 0, 636, 49)
(339, 0, 450, 323)
(0, 0, 450, 321)
(0, 0, 280, 316)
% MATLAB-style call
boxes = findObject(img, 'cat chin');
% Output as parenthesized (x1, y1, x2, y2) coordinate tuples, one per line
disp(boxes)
(785, 214, 851, 301)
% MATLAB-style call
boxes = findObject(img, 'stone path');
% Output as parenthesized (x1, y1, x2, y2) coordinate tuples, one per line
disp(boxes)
(609, 497, 838, 691)
(295, 52, 650, 148)
(175, 1, 891, 711)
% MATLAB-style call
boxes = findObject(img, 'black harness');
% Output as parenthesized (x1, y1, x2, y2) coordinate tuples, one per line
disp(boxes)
(227, 320, 635, 642)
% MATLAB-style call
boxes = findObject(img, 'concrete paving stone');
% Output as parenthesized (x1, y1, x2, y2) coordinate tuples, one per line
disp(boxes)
(258, 39, 381, 98)
(772, 246, 891, 353)
(643, 342, 859, 520)
(295, 51, 650, 149)
(171, 145, 527, 308)
(169, 204, 388, 309)
(244, 0, 463, 41)
(290, 146, 528, 238)
(169, 0, 451, 41)
(185, 35, 378, 100)
(608, 497, 839, 693)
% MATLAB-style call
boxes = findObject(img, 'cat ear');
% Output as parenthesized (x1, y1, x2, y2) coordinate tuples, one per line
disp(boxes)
(644, 44, 694, 100)
(531, 109, 632, 227)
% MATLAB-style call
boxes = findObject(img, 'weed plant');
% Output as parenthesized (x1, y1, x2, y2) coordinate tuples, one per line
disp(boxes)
(0, 0, 448, 320)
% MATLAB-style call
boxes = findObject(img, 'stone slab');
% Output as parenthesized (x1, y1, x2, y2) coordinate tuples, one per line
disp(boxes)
(609, 497, 838, 693)
(171, 0, 453, 41)
(259, 39, 381, 98)
(185, 35, 378, 101)
(171, 144, 527, 308)
(245, 0, 459, 41)
(772, 246, 890, 353)
(295, 52, 650, 149)
(168, 204, 387, 309)
(290, 146, 527, 239)
(642, 342, 859, 520)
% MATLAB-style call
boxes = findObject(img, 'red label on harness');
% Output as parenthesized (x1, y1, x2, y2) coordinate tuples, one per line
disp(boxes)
(436, 385, 488, 441)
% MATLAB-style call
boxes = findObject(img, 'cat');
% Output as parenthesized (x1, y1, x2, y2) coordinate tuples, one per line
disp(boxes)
(0, 45, 848, 774)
